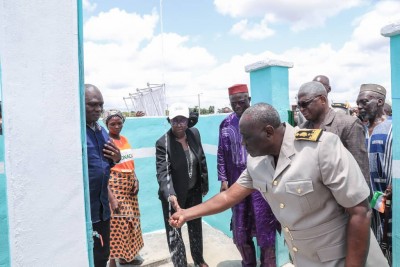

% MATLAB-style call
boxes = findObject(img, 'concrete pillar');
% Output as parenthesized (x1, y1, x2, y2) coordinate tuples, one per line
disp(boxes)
(381, 22, 400, 266)
(0, 1, 91, 266)
(245, 60, 294, 122)
(245, 59, 293, 266)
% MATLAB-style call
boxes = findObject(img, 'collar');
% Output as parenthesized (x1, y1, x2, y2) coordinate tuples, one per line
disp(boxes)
(279, 123, 295, 159)
(322, 108, 336, 127)
(87, 122, 101, 131)
(271, 123, 295, 179)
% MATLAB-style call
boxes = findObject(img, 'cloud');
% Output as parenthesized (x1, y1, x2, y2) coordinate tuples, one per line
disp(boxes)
(82, 0, 97, 12)
(83, 8, 217, 109)
(214, 0, 363, 32)
(351, 0, 400, 51)
(84, 8, 158, 47)
(230, 15, 275, 40)
(83, 1, 399, 111)
(210, 0, 398, 106)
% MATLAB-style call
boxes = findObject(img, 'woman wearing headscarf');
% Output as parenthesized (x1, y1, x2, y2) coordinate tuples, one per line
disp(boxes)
(155, 103, 209, 267)
(103, 109, 144, 267)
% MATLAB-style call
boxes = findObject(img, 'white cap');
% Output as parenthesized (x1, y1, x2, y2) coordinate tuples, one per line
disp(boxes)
(168, 103, 189, 119)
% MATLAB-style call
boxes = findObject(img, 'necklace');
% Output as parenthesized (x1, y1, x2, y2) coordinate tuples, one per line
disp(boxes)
(186, 144, 193, 179)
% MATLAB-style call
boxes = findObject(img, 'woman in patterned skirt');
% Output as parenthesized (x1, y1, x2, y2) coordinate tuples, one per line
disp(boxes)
(103, 109, 144, 267)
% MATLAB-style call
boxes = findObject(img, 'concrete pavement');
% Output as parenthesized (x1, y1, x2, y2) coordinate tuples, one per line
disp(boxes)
(111, 222, 293, 267)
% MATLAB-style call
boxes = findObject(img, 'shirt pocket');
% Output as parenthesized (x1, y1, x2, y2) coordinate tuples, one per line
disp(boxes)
(285, 180, 314, 212)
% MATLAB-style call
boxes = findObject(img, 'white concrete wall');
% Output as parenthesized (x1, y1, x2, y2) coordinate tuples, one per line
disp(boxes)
(0, 1, 89, 266)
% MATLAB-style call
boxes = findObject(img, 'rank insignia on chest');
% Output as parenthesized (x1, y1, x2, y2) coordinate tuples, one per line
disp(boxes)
(295, 129, 322, 141)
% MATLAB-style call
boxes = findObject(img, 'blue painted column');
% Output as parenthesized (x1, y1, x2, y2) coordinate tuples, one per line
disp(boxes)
(245, 60, 293, 121)
(381, 23, 400, 266)
(77, 0, 95, 266)
(245, 59, 293, 266)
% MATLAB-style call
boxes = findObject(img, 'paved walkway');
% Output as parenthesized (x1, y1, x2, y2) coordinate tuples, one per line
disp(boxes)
(111, 222, 293, 267)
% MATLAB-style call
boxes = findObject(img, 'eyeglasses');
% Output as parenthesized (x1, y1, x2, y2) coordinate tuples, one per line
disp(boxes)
(230, 100, 248, 107)
(297, 95, 321, 109)
(171, 118, 188, 126)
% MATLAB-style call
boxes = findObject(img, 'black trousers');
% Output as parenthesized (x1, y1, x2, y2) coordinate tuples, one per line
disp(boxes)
(162, 187, 205, 267)
(93, 220, 110, 267)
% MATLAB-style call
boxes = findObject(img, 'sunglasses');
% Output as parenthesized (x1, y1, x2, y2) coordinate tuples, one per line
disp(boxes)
(297, 95, 321, 109)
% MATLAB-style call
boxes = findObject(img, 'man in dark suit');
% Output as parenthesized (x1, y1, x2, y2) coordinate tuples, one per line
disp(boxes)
(297, 81, 370, 187)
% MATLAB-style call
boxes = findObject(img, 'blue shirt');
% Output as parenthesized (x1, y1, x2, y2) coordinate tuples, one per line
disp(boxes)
(86, 123, 113, 222)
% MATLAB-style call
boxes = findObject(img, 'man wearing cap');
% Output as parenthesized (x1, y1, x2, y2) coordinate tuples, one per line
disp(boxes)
(297, 81, 370, 189)
(217, 85, 279, 267)
(85, 84, 122, 267)
(357, 84, 392, 262)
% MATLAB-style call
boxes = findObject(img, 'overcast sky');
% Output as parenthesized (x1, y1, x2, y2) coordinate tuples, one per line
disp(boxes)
(82, 0, 400, 111)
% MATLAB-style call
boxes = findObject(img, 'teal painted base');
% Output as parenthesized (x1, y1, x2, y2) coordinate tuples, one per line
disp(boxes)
(0, 62, 11, 267)
(276, 233, 290, 266)
(0, 135, 10, 267)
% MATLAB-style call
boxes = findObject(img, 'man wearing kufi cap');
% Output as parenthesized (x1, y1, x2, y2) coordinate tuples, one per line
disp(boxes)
(217, 84, 279, 266)
(357, 83, 393, 264)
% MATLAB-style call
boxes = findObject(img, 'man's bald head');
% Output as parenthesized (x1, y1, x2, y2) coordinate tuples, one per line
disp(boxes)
(85, 83, 101, 94)
(239, 103, 283, 157)
(241, 103, 281, 129)
(313, 75, 331, 93)
(85, 84, 104, 124)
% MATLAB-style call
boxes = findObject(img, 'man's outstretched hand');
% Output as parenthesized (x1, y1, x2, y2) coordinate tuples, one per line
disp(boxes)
(169, 209, 187, 228)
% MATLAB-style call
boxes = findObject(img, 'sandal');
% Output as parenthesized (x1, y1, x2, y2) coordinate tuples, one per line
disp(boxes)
(119, 255, 144, 266)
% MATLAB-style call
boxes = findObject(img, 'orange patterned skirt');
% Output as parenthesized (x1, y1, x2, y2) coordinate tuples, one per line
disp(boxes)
(109, 170, 144, 262)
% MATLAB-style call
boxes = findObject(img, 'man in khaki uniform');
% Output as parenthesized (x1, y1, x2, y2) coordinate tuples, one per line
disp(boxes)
(170, 103, 388, 267)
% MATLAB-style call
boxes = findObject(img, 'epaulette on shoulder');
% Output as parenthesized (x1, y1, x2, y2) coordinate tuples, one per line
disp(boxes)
(295, 129, 323, 142)
(331, 103, 349, 109)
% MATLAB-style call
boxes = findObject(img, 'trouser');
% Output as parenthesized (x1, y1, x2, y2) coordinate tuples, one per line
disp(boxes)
(232, 192, 277, 267)
(236, 243, 276, 267)
(93, 220, 111, 267)
(161, 187, 205, 267)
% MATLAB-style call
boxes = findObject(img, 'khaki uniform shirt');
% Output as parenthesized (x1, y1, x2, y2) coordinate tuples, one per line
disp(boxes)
(237, 124, 387, 267)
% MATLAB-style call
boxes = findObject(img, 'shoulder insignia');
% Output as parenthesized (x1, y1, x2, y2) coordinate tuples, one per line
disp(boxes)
(295, 129, 323, 142)
(331, 103, 349, 109)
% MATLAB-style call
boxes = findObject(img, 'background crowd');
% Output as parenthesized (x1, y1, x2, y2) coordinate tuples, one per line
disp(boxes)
(84, 74, 393, 267)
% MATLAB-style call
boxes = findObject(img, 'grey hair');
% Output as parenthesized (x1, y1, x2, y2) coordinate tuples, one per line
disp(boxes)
(242, 103, 281, 128)
(298, 81, 327, 97)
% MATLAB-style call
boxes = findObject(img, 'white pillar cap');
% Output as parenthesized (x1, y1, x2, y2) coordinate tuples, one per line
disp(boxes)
(245, 59, 294, 73)
(381, 21, 400, 37)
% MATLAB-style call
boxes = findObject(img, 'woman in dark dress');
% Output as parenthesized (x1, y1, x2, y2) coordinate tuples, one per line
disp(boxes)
(155, 103, 209, 267)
